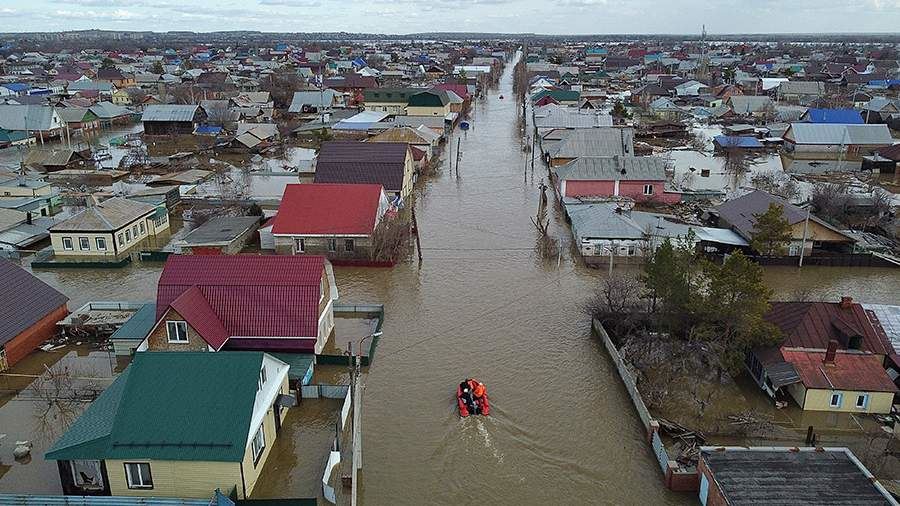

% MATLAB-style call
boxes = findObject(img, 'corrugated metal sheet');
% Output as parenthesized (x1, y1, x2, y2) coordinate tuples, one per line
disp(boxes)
(787, 123, 893, 145)
(141, 104, 199, 122)
(556, 156, 666, 181)
(0, 258, 68, 347)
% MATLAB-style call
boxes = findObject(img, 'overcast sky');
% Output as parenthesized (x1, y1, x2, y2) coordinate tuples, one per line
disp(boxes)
(2, 0, 900, 34)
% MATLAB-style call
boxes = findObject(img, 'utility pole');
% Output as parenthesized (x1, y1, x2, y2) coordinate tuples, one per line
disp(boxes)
(455, 137, 461, 177)
(798, 207, 810, 268)
(412, 208, 423, 263)
(347, 342, 358, 506)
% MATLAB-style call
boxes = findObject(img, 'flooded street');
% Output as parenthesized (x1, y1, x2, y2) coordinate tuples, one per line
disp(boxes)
(6, 52, 900, 505)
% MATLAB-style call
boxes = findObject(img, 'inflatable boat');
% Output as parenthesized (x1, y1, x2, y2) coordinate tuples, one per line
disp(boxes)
(457, 379, 490, 417)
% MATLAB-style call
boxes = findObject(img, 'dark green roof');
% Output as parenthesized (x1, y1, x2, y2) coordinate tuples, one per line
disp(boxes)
(363, 87, 421, 104)
(47, 352, 265, 462)
(269, 352, 313, 382)
(408, 89, 449, 107)
(110, 303, 156, 340)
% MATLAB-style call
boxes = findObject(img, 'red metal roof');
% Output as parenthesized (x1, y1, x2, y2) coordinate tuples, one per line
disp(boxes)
(156, 255, 325, 342)
(169, 286, 229, 350)
(781, 349, 898, 393)
(272, 183, 383, 236)
(765, 301, 892, 355)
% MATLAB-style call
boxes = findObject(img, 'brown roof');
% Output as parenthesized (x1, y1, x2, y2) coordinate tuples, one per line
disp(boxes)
(313, 141, 410, 192)
(781, 349, 898, 392)
(0, 258, 68, 347)
(49, 197, 155, 232)
(766, 301, 892, 355)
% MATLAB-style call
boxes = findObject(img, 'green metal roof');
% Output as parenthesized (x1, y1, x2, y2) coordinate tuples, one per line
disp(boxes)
(109, 303, 156, 340)
(47, 352, 265, 463)
(269, 352, 313, 382)
(363, 88, 420, 104)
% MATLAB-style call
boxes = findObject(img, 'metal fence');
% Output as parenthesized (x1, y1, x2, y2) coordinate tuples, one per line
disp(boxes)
(592, 318, 652, 429)
(300, 384, 349, 400)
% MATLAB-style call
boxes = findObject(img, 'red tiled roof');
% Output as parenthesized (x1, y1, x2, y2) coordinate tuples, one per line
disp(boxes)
(766, 302, 892, 355)
(156, 255, 325, 341)
(169, 286, 229, 350)
(781, 349, 898, 393)
(272, 183, 383, 236)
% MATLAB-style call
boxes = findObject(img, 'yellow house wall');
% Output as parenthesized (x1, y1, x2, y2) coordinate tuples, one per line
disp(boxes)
(788, 383, 894, 414)
(364, 102, 406, 114)
(789, 221, 850, 243)
(106, 459, 241, 499)
(51, 210, 170, 260)
(0, 183, 51, 198)
(242, 374, 291, 497)
(406, 104, 450, 117)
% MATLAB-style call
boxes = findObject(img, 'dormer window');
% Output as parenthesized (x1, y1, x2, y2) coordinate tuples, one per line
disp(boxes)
(166, 321, 188, 343)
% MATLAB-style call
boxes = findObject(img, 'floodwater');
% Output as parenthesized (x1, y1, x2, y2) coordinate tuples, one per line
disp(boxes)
(4, 51, 899, 505)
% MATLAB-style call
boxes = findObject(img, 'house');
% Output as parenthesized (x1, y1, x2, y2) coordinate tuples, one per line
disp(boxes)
(778, 345, 897, 413)
(49, 197, 170, 263)
(96, 68, 135, 88)
(141, 104, 204, 135)
(0, 104, 65, 143)
(144, 255, 337, 354)
(648, 97, 686, 120)
(714, 190, 855, 256)
(406, 89, 451, 117)
(45, 351, 291, 499)
(232, 123, 279, 151)
(725, 95, 774, 117)
(24, 148, 93, 173)
(174, 216, 260, 255)
(697, 447, 896, 505)
(543, 128, 635, 167)
(288, 89, 340, 114)
(775, 81, 825, 103)
(363, 87, 421, 114)
(89, 101, 133, 126)
(782, 123, 893, 157)
(56, 107, 100, 132)
(367, 126, 439, 158)
(313, 141, 416, 200)
(531, 88, 580, 106)
(565, 202, 746, 263)
(324, 74, 378, 105)
(555, 156, 678, 204)
(712, 135, 764, 151)
(0, 258, 68, 370)
(533, 104, 613, 136)
(272, 183, 389, 261)
(799, 108, 864, 124)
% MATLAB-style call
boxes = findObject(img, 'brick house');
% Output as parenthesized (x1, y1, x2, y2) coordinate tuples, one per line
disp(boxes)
(555, 155, 679, 204)
(141, 255, 337, 354)
(272, 183, 389, 261)
(0, 258, 69, 369)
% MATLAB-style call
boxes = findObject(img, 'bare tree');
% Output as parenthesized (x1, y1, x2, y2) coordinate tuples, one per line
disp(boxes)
(28, 363, 102, 442)
(811, 182, 852, 225)
(750, 170, 800, 201)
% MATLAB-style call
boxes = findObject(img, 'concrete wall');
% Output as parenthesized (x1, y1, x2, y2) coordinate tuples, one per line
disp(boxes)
(2, 303, 68, 368)
(789, 383, 894, 414)
(51, 210, 170, 262)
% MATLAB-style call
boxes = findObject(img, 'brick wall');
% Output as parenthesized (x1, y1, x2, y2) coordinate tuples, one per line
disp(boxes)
(145, 308, 212, 352)
(3, 304, 68, 368)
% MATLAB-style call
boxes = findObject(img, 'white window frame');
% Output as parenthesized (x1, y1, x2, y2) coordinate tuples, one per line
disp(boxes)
(643, 184, 654, 196)
(251, 425, 266, 465)
(166, 321, 188, 343)
(96, 237, 107, 251)
(139, 221, 146, 234)
(855, 393, 868, 409)
(258, 366, 267, 390)
(829, 392, 843, 408)
(117, 233, 125, 246)
(62, 236, 74, 251)
(295, 238, 305, 253)
(78, 237, 90, 251)
(124, 462, 153, 489)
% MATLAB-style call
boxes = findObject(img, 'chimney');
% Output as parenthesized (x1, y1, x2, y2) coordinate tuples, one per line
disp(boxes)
(840, 296, 853, 309)
(823, 340, 838, 365)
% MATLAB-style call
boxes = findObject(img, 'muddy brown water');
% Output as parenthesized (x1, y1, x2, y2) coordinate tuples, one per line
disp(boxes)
(9, 53, 900, 504)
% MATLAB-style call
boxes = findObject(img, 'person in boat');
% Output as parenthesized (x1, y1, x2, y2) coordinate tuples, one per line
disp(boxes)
(460, 379, 477, 414)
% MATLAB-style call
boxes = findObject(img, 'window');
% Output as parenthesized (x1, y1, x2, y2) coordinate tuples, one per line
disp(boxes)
(117, 233, 125, 246)
(856, 394, 868, 409)
(829, 392, 843, 408)
(62, 237, 73, 251)
(643, 184, 654, 196)
(344, 239, 354, 252)
(295, 238, 304, 253)
(166, 321, 188, 343)
(139, 221, 145, 234)
(258, 366, 267, 390)
(251, 425, 266, 465)
(124, 462, 153, 489)
(70, 460, 104, 490)
(79, 237, 90, 251)
(125, 229, 131, 242)
(96, 237, 107, 251)
(132, 225, 138, 238)
(328, 238, 337, 252)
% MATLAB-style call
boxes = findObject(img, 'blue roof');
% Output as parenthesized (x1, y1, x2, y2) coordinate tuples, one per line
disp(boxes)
(2, 83, 29, 92)
(195, 124, 223, 135)
(803, 108, 863, 124)
(714, 135, 763, 148)
(110, 303, 156, 341)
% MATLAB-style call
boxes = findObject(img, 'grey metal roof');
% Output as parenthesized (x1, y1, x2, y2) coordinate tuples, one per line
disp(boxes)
(180, 216, 260, 246)
(549, 128, 635, 159)
(109, 303, 156, 341)
(556, 156, 666, 181)
(533, 104, 613, 129)
(777, 81, 826, 95)
(140, 104, 199, 122)
(0, 257, 68, 347)
(288, 89, 338, 113)
(89, 101, 131, 119)
(701, 447, 895, 505)
(566, 202, 646, 241)
(728, 95, 773, 114)
(786, 123, 894, 145)
(49, 197, 155, 232)
(864, 304, 900, 355)
(0, 104, 58, 131)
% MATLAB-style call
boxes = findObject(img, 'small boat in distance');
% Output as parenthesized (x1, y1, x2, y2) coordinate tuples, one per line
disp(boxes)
(499, 95, 504, 99)
(457, 379, 490, 417)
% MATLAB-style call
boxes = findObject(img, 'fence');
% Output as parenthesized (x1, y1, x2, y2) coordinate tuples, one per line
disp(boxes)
(300, 384, 349, 400)
(592, 318, 652, 429)
(318, 303, 385, 366)
(729, 253, 900, 268)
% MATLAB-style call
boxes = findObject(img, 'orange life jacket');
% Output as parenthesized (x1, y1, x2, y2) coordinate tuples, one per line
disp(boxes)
(473, 382, 485, 398)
